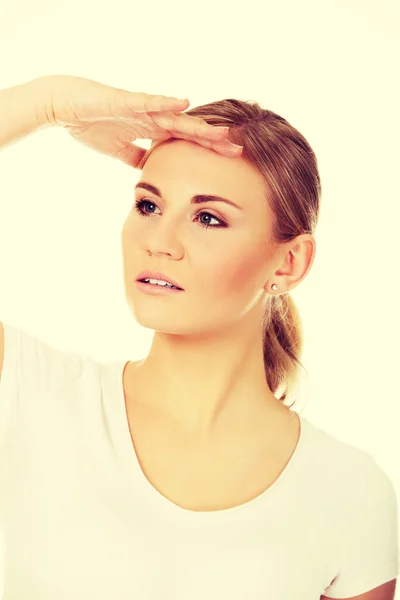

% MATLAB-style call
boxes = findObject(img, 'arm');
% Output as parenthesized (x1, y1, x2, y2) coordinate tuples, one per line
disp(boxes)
(0, 74, 238, 164)
(0, 76, 52, 149)
(0, 76, 52, 380)
(320, 455, 398, 600)
(321, 578, 396, 599)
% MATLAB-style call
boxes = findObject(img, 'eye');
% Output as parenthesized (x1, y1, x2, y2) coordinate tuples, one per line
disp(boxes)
(134, 199, 159, 216)
(134, 199, 227, 230)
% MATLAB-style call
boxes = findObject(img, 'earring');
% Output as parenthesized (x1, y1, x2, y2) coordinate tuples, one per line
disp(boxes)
(271, 284, 278, 291)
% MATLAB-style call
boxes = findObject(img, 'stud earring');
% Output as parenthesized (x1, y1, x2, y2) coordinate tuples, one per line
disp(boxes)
(271, 284, 278, 291)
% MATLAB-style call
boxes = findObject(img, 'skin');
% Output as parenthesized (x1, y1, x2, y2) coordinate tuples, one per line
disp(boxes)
(120, 140, 397, 599)
(321, 578, 396, 600)
(121, 139, 315, 437)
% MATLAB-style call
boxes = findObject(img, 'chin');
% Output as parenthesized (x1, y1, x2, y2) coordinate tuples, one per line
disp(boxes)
(129, 306, 184, 333)
(128, 308, 211, 337)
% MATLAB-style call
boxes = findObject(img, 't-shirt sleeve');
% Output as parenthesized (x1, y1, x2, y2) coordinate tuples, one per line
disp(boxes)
(323, 456, 399, 598)
(0, 322, 82, 448)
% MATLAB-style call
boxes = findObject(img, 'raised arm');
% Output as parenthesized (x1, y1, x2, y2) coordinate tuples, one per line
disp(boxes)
(0, 77, 53, 149)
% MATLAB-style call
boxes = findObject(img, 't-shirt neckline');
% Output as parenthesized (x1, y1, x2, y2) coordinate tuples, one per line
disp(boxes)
(112, 359, 309, 522)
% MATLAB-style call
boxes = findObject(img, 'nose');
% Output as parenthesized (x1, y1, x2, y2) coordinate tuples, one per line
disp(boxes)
(143, 220, 184, 259)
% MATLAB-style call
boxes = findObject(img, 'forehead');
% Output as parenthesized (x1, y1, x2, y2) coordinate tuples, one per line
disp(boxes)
(142, 140, 267, 203)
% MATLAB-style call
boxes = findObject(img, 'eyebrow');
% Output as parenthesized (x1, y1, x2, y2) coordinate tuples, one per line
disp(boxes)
(135, 182, 244, 212)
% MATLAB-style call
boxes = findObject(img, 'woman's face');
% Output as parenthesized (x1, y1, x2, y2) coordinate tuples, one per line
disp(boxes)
(121, 139, 277, 336)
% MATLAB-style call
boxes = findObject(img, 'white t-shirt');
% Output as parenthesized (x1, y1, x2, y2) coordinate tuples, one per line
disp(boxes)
(0, 322, 398, 600)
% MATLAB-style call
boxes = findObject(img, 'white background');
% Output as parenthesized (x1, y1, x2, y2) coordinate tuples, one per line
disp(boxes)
(0, 0, 399, 595)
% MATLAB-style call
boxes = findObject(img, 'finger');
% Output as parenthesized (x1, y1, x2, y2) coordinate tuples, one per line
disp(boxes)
(113, 89, 190, 115)
(149, 111, 231, 140)
(209, 140, 243, 157)
(189, 137, 243, 156)
(163, 132, 243, 157)
(114, 142, 147, 169)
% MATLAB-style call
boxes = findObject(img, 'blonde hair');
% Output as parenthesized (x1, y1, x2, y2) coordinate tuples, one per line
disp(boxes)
(138, 99, 321, 408)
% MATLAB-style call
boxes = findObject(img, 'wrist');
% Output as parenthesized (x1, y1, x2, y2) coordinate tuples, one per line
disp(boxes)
(29, 75, 57, 128)
(0, 76, 57, 149)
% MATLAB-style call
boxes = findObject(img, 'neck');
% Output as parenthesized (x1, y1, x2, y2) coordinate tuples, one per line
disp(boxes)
(131, 313, 286, 436)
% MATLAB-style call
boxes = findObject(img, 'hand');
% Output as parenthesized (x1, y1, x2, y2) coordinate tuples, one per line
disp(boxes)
(37, 74, 242, 168)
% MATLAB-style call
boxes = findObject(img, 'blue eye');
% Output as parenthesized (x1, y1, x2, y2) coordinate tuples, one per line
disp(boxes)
(134, 199, 227, 230)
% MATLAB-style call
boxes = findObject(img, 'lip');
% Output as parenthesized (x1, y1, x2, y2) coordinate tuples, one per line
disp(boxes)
(136, 270, 184, 290)
(136, 281, 183, 295)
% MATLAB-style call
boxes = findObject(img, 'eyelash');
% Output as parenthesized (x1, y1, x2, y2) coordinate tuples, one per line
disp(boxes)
(134, 199, 227, 230)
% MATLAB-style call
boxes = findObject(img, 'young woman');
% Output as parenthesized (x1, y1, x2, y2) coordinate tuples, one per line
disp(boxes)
(0, 74, 398, 600)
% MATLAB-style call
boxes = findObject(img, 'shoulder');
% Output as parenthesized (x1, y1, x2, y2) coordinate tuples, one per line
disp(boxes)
(301, 415, 378, 464)
(299, 416, 394, 499)
(0, 321, 101, 393)
(303, 420, 400, 599)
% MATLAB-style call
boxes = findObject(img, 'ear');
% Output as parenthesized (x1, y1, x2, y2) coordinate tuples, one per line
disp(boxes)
(267, 234, 316, 293)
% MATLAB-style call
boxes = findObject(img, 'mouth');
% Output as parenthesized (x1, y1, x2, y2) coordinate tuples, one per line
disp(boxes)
(136, 280, 184, 294)
(136, 271, 184, 291)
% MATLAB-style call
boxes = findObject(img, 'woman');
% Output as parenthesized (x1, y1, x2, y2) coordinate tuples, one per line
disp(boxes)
(0, 74, 398, 600)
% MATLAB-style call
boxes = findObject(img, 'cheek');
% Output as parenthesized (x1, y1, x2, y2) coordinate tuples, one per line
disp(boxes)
(201, 242, 267, 297)
(121, 215, 139, 253)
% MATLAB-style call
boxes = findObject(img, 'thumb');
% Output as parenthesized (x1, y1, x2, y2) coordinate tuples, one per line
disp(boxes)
(116, 142, 147, 169)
